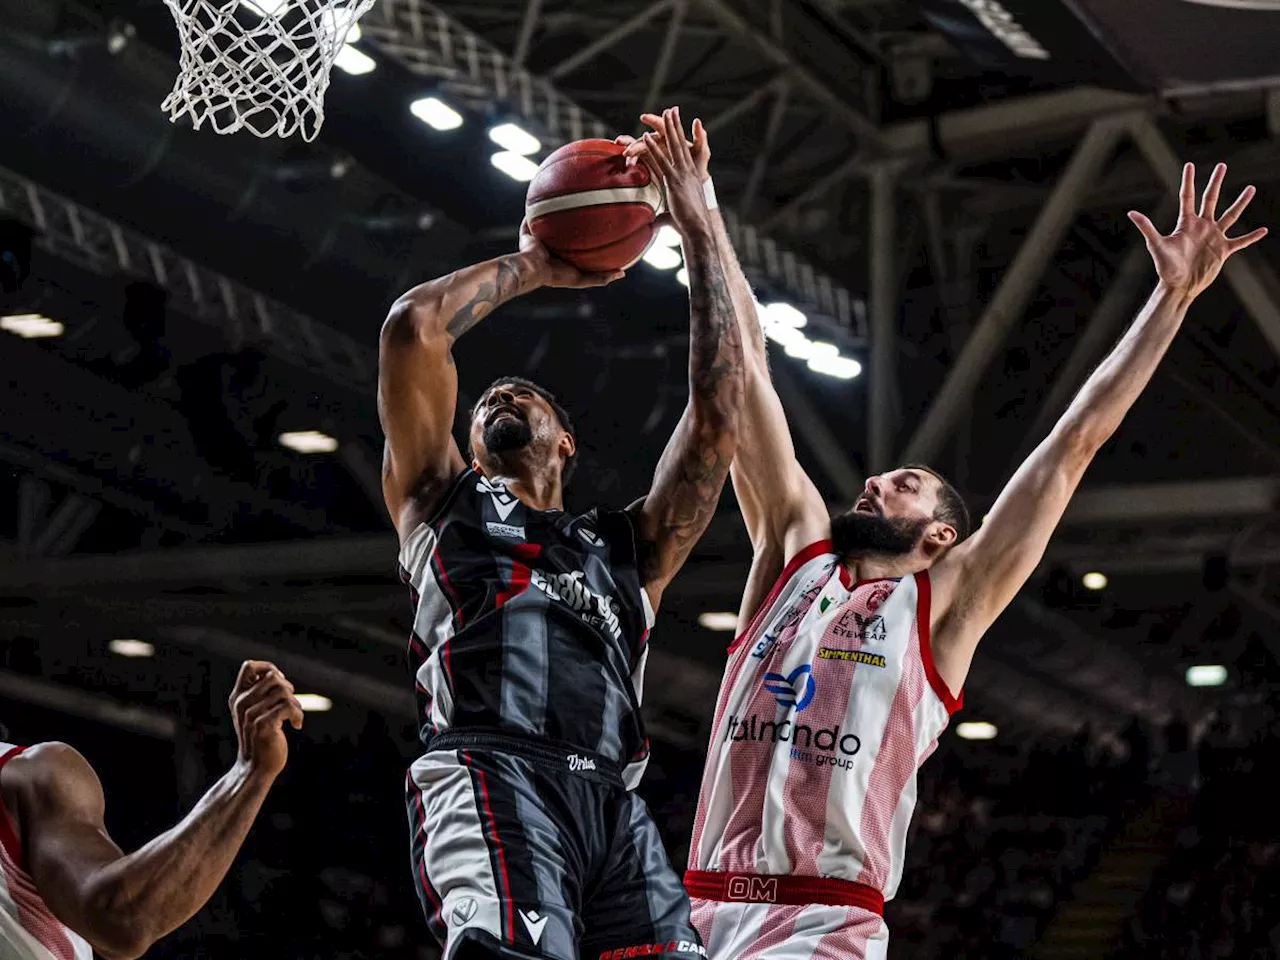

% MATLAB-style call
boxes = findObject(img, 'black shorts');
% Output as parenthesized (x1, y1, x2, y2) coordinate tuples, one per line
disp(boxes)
(405, 729, 704, 960)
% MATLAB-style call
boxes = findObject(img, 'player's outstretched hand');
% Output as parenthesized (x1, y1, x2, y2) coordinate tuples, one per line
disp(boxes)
(618, 113, 711, 184)
(1129, 162, 1267, 300)
(625, 107, 711, 237)
(230, 659, 304, 779)
(518, 219, 626, 290)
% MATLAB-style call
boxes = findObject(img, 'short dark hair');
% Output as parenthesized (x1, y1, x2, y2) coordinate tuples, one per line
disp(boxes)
(901, 463, 971, 544)
(470, 376, 578, 485)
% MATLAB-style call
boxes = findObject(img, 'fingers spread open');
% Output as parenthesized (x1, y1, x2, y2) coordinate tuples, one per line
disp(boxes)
(1227, 226, 1268, 254)
(1217, 185, 1256, 232)
(1199, 162, 1227, 220)
(1127, 210, 1161, 246)
(1178, 162, 1196, 221)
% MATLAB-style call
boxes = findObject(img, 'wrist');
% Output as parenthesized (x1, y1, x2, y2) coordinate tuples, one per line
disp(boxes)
(1154, 279, 1198, 312)
(231, 758, 280, 792)
(510, 250, 549, 292)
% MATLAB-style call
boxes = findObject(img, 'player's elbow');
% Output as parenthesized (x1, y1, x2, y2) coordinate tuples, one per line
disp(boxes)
(380, 294, 444, 350)
(79, 878, 160, 960)
(1052, 416, 1105, 470)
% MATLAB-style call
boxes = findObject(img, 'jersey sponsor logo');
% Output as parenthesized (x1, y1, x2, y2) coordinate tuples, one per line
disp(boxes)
(750, 633, 776, 660)
(450, 896, 478, 925)
(726, 875, 779, 902)
(598, 942, 707, 959)
(486, 521, 526, 540)
(519, 909, 548, 945)
(476, 476, 521, 521)
(828, 610, 886, 646)
(725, 713, 862, 770)
(817, 647, 887, 668)
(578, 526, 604, 547)
(531, 568, 623, 641)
(762, 664, 816, 711)
(568, 754, 597, 773)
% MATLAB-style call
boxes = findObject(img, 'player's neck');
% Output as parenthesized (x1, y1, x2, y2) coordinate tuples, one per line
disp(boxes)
(489, 469, 564, 512)
(840, 552, 926, 584)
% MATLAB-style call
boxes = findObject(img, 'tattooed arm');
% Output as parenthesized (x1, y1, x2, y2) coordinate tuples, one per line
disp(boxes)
(628, 108, 745, 612)
(379, 227, 622, 541)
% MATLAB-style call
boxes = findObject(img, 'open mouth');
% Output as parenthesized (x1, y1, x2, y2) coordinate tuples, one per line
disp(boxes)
(853, 498, 878, 515)
(488, 404, 524, 427)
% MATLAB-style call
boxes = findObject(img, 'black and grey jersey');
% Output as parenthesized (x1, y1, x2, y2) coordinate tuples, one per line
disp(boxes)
(398, 469, 654, 787)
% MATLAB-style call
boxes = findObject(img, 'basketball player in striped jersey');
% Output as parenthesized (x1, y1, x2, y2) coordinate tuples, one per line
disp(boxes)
(380, 110, 737, 960)
(0, 660, 302, 960)
(629, 121, 1267, 957)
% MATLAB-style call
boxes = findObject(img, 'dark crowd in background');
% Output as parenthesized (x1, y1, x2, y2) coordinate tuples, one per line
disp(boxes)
(6, 638, 1275, 960)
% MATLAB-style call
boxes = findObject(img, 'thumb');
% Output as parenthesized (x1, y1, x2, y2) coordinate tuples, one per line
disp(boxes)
(1128, 210, 1161, 246)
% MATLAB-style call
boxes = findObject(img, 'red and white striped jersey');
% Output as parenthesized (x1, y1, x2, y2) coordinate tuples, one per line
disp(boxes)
(688, 542, 962, 901)
(0, 745, 93, 960)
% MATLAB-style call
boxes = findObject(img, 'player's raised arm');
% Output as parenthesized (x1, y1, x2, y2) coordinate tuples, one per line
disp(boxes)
(379, 231, 622, 539)
(929, 162, 1268, 692)
(8, 661, 303, 960)
(624, 116, 828, 629)
(626, 108, 744, 612)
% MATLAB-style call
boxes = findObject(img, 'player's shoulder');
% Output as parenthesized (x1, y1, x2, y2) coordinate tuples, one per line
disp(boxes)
(8, 742, 94, 782)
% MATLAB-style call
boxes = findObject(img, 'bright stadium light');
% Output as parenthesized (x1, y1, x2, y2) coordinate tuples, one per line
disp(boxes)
(655, 225, 682, 247)
(763, 302, 807, 329)
(808, 354, 862, 379)
(488, 122, 541, 156)
(784, 337, 838, 361)
(109, 639, 155, 658)
(1082, 571, 1108, 591)
(346, 22, 362, 42)
(410, 96, 463, 131)
(2, 313, 64, 338)
(295, 693, 333, 712)
(1186, 664, 1228, 688)
(957, 722, 998, 741)
(642, 244, 682, 270)
(676, 267, 689, 287)
(764, 323, 806, 347)
(279, 430, 339, 454)
(334, 44, 376, 75)
(698, 612, 738, 632)
(490, 151, 540, 182)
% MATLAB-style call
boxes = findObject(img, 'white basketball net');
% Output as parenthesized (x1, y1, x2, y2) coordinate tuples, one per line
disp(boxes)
(161, 0, 376, 141)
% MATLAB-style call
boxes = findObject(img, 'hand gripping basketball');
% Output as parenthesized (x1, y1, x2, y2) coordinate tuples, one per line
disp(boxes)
(518, 220, 626, 290)
(229, 660, 304, 779)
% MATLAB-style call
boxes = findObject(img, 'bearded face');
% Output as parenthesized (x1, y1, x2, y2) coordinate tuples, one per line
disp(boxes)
(482, 410, 533, 453)
(830, 508, 931, 558)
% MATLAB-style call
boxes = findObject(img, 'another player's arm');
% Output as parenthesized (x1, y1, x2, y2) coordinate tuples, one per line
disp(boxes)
(628, 109, 745, 612)
(929, 163, 1267, 693)
(9, 662, 303, 960)
(379, 232, 622, 538)
(625, 116, 827, 628)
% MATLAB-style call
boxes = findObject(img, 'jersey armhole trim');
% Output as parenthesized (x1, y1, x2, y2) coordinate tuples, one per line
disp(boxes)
(915, 571, 963, 715)
(0, 746, 27, 866)
(727, 539, 834, 656)
(399, 468, 475, 559)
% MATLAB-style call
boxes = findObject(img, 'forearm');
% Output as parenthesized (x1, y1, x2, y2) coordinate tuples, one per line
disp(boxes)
(1060, 282, 1194, 450)
(704, 206, 769, 372)
(682, 226, 744, 432)
(390, 251, 543, 346)
(84, 764, 274, 956)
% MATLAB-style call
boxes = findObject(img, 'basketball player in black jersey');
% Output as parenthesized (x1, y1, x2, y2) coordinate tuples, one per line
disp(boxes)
(379, 110, 739, 960)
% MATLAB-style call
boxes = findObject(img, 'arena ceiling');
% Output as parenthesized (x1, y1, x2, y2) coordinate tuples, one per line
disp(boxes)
(2, 0, 1280, 754)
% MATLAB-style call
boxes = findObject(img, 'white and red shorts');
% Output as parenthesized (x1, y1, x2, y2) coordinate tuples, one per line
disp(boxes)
(685, 871, 889, 960)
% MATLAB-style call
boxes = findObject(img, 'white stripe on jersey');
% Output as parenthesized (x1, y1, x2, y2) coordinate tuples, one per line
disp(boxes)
(402, 523, 458, 735)
(690, 543, 960, 902)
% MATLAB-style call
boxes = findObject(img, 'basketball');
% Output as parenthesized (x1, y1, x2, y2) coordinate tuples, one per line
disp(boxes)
(525, 139, 666, 273)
